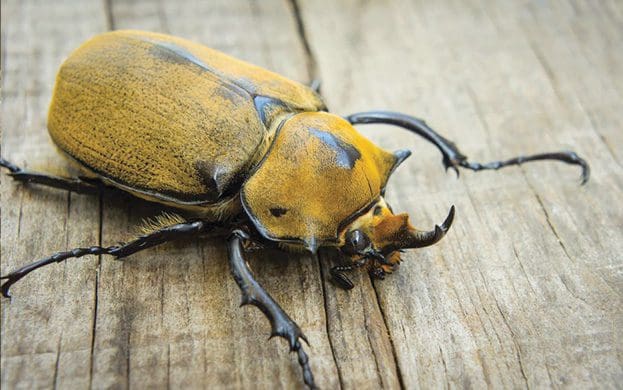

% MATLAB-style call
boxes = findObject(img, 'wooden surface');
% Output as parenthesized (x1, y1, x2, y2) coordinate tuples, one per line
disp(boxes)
(1, 0, 622, 388)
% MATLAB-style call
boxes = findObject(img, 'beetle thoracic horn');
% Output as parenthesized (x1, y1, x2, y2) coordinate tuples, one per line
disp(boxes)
(405, 205, 455, 248)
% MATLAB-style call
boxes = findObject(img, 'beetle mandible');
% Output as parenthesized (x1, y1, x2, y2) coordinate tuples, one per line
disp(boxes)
(0, 30, 589, 389)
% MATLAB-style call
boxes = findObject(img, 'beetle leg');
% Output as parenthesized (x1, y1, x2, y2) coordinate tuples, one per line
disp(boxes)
(228, 230, 317, 389)
(0, 221, 209, 298)
(369, 267, 386, 280)
(0, 158, 104, 195)
(346, 111, 590, 184)
(329, 258, 368, 290)
(330, 266, 355, 290)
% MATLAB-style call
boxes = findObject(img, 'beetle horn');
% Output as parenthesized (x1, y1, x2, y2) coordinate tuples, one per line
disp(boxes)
(404, 205, 455, 249)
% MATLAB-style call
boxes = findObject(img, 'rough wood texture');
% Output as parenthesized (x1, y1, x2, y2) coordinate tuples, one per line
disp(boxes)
(1, 0, 621, 389)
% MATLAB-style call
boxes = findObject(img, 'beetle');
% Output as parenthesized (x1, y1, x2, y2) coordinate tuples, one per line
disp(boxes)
(0, 30, 589, 389)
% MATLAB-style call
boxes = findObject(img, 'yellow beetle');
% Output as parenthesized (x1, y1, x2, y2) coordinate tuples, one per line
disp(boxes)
(0, 30, 589, 389)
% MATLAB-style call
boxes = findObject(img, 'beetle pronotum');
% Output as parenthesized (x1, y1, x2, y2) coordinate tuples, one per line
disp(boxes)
(1, 31, 589, 389)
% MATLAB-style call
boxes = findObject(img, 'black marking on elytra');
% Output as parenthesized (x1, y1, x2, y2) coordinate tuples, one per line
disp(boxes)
(270, 207, 288, 217)
(214, 84, 247, 105)
(145, 40, 249, 102)
(146, 40, 259, 108)
(254, 95, 288, 126)
(148, 40, 211, 70)
(309, 128, 361, 169)
(195, 160, 228, 200)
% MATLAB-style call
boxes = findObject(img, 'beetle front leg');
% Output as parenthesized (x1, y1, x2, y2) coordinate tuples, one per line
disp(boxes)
(329, 257, 369, 290)
(1, 158, 104, 195)
(228, 230, 316, 389)
(346, 111, 590, 184)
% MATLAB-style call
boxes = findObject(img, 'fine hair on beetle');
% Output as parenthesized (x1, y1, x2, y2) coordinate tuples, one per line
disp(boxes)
(0, 30, 590, 389)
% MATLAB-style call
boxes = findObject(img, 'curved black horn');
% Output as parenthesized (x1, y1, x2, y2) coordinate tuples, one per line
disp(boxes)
(406, 205, 455, 248)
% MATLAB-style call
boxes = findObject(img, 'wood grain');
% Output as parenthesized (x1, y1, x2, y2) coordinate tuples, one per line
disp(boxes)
(1, 0, 621, 389)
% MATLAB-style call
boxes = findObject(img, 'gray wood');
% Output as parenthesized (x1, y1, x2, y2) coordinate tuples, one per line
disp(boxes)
(1, 0, 621, 389)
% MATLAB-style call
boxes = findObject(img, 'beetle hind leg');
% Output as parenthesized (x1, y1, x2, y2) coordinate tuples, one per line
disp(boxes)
(0, 220, 209, 298)
(228, 230, 317, 389)
(0, 158, 103, 194)
(346, 111, 590, 184)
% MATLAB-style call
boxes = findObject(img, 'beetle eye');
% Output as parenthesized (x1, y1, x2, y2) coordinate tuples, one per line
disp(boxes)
(345, 230, 369, 254)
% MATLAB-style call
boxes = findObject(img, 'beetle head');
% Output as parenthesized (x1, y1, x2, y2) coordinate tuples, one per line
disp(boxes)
(339, 198, 455, 272)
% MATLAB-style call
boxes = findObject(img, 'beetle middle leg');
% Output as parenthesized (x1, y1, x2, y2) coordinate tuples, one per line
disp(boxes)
(0, 158, 104, 195)
(0, 220, 210, 298)
(228, 230, 317, 389)
(346, 111, 590, 184)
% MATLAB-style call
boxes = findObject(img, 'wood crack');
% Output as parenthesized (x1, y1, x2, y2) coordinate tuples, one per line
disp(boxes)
(580, 103, 622, 168)
(545, 362, 556, 388)
(512, 245, 538, 296)
(370, 278, 405, 389)
(104, 0, 114, 30)
(156, 0, 170, 35)
(317, 257, 344, 389)
(438, 346, 449, 390)
(525, 27, 622, 170)
(288, 0, 319, 82)
(558, 274, 589, 306)
(52, 329, 63, 389)
(125, 320, 131, 387)
(526, 39, 567, 105)
(166, 343, 171, 390)
(492, 296, 530, 388)
(88, 193, 103, 389)
(89, 3, 114, 387)
(528, 186, 620, 297)
(16, 191, 24, 240)
(363, 300, 384, 389)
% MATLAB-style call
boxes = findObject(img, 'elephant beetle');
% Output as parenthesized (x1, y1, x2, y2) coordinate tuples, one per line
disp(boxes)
(0, 30, 589, 389)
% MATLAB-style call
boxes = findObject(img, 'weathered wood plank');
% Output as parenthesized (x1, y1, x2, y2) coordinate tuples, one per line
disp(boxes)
(298, 0, 623, 388)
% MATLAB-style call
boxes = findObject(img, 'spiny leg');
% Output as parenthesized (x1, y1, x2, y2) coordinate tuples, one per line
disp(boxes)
(330, 258, 368, 290)
(1, 158, 103, 194)
(1, 220, 208, 298)
(346, 111, 590, 184)
(228, 230, 316, 389)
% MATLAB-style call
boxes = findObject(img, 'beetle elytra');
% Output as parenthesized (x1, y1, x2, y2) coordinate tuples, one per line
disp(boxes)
(1, 30, 589, 389)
